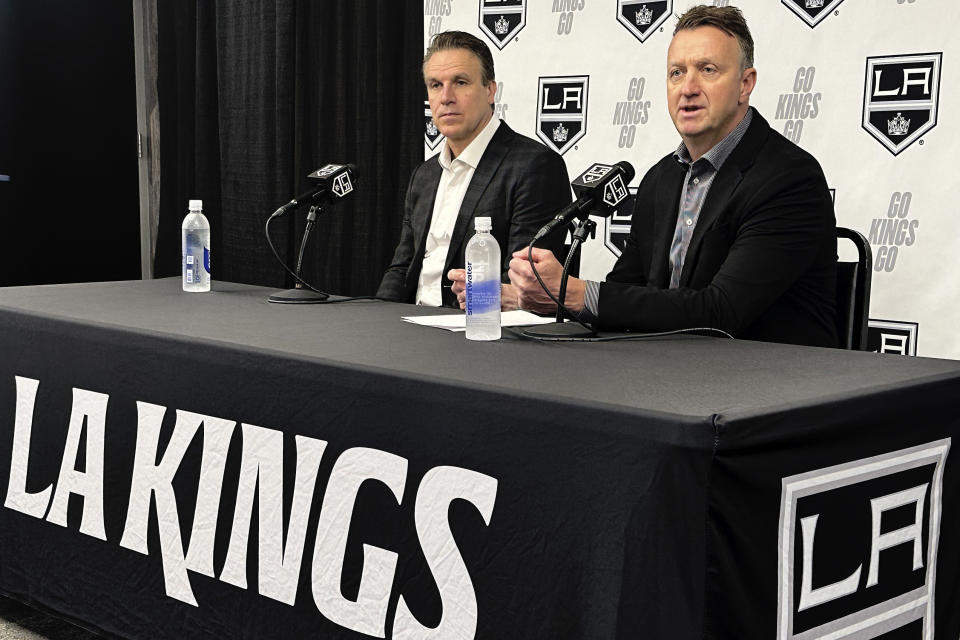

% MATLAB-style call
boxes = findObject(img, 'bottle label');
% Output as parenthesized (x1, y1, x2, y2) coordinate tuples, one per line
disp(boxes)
(465, 263, 500, 315)
(183, 232, 209, 284)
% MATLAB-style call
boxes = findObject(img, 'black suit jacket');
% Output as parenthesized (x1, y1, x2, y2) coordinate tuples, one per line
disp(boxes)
(377, 121, 570, 307)
(598, 109, 838, 347)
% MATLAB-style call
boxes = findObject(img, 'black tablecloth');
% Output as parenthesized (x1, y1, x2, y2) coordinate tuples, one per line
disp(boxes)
(0, 278, 957, 639)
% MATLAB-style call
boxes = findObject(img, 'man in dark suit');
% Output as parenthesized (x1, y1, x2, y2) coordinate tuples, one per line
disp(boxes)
(509, 5, 838, 348)
(377, 31, 570, 309)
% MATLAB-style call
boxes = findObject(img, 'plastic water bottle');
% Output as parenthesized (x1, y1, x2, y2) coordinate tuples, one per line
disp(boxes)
(465, 217, 501, 341)
(182, 199, 211, 292)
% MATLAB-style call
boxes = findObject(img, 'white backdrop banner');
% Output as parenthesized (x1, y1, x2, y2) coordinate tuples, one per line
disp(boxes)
(423, 0, 959, 359)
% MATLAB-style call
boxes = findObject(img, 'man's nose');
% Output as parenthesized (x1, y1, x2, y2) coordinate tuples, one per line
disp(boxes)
(440, 83, 455, 103)
(681, 72, 700, 95)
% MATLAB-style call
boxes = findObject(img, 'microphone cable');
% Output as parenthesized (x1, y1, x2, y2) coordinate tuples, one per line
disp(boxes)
(526, 239, 595, 334)
(555, 236, 579, 318)
(522, 233, 735, 343)
(508, 325, 735, 342)
(264, 212, 379, 303)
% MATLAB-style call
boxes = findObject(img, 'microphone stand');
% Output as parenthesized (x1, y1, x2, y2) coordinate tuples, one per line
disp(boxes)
(268, 204, 330, 303)
(521, 217, 597, 339)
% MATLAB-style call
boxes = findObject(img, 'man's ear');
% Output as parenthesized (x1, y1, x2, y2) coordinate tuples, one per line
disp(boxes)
(740, 67, 757, 104)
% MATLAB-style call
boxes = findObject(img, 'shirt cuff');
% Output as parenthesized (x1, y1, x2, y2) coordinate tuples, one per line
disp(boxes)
(580, 279, 600, 323)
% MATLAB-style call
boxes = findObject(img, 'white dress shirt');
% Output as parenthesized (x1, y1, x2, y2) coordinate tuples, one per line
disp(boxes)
(415, 116, 501, 306)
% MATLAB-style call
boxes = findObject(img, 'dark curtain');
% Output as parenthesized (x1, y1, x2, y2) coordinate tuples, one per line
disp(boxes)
(0, 0, 139, 286)
(155, 1, 424, 295)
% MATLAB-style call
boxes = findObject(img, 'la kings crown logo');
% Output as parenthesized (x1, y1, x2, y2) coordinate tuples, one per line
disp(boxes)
(537, 76, 588, 155)
(863, 53, 942, 155)
(617, 1, 671, 43)
(424, 100, 443, 150)
(479, 0, 526, 50)
(782, 0, 845, 28)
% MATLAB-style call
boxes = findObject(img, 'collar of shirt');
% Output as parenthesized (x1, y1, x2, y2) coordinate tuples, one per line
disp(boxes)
(673, 107, 754, 172)
(439, 116, 501, 172)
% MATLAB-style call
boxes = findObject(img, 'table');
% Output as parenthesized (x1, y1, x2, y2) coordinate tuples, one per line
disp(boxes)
(0, 278, 957, 639)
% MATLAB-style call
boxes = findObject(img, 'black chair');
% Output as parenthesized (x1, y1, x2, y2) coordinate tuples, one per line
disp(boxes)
(836, 227, 872, 350)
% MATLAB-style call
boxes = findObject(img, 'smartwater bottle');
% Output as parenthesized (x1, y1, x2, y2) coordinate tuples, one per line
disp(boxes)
(465, 217, 501, 341)
(182, 199, 211, 292)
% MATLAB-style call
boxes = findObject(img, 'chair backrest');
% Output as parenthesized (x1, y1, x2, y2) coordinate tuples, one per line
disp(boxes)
(836, 227, 872, 350)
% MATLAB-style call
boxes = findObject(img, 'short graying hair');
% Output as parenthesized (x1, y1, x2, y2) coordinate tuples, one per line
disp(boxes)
(423, 31, 496, 85)
(674, 5, 754, 69)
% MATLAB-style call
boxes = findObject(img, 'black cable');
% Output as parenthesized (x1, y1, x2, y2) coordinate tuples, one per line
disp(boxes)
(507, 326, 735, 342)
(294, 217, 316, 282)
(265, 212, 330, 296)
(524, 222, 733, 342)
(555, 235, 581, 322)
(264, 213, 380, 304)
(526, 240, 595, 333)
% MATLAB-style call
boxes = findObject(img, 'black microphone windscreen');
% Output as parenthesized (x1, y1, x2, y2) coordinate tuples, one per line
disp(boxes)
(614, 161, 636, 183)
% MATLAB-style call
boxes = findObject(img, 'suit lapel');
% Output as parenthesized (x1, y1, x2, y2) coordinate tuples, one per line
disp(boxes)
(679, 109, 768, 287)
(411, 160, 442, 272)
(650, 161, 686, 287)
(444, 122, 513, 273)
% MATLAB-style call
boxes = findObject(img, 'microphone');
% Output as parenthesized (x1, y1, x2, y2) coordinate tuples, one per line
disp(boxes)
(532, 161, 635, 242)
(271, 163, 359, 217)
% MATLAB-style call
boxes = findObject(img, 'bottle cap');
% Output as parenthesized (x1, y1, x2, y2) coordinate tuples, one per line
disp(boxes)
(188, 199, 203, 211)
(474, 217, 492, 232)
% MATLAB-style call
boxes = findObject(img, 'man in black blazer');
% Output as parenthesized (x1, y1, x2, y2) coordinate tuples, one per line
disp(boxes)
(377, 31, 570, 309)
(510, 6, 838, 347)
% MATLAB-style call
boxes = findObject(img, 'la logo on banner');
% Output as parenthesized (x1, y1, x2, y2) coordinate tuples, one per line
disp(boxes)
(862, 53, 942, 155)
(781, 0, 846, 27)
(479, 0, 526, 50)
(616, 1, 672, 43)
(537, 75, 589, 155)
(603, 186, 638, 258)
(424, 100, 444, 150)
(867, 319, 919, 356)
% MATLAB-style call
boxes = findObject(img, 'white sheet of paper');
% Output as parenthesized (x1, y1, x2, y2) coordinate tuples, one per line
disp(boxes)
(401, 310, 558, 332)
